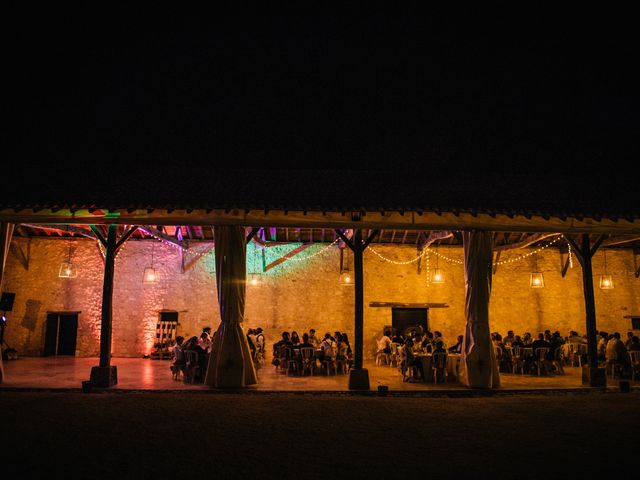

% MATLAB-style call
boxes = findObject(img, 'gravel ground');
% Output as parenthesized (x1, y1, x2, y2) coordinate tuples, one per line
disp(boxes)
(1, 390, 638, 479)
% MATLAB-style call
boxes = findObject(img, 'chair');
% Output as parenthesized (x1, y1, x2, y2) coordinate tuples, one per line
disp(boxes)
(552, 347, 565, 374)
(253, 345, 265, 367)
(322, 347, 337, 375)
(432, 352, 448, 384)
(300, 347, 316, 375)
(336, 344, 350, 374)
(376, 349, 390, 366)
(389, 342, 400, 367)
(284, 347, 299, 376)
(511, 346, 524, 374)
(183, 350, 201, 384)
(534, 348, 550, 376)
(629, 351, 640, 381)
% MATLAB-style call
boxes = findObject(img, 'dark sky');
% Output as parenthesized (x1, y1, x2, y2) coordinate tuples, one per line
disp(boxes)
(6, 10, 640, 182)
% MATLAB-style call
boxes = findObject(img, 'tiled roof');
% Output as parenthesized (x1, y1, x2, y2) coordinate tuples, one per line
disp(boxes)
(2, 167, 638, 221)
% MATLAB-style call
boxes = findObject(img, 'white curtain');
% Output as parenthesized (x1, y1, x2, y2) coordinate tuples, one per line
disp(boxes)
(204, 225, 257, 387)
(459, 230, 500, 388)
(0, 222, 15, 383)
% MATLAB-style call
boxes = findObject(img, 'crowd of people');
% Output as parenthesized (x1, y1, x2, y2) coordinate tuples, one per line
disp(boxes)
(376, 327, 640, 380)
(491, 329, 640, 376)
(271, 329, 353, 375)
(169, 324, 640, 383)
(170, 326, 213, 383)
(376, 328, 463, 382)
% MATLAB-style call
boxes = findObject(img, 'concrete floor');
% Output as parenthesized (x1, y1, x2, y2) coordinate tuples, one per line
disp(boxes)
(2, 355, 627, 392)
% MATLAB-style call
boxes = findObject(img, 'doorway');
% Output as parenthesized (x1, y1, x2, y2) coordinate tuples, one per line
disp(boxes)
(391, 307, 429, 337)
(44, 312, 78, 356)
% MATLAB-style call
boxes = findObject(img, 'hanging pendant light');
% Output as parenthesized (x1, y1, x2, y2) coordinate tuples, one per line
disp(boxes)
(59, 237, 78, 278)
(431, 243, 445, 284)
(529, 252, 544, 288)
(247, 242, 262, 286)
(340, 247, 354, 286)
(143, 240, 159, 284)
(599, 249, 614, 289)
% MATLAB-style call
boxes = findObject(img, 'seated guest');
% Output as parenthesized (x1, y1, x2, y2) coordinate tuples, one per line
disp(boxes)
(308, 329, 321, 348)
(628, 336, 640, 352)
(529, 333, 551, 375)
(422, 331, 435, 353)
(503, 330, 515, 345)
(183, 336, 207, 382)
(298, 333, 315, 349)
(448, 335, 464, 353)
(522, 332, 533, 346)
(531, 333, 550, 351)
(568, 331, 585, 344)
(291, 331, 301, 346)
(254, 328, 265, 355)
(198, 327, 213, 353)
(377, 330, 392, 355)
(548, 332, 564, 363)
(273, 331, 292, 358)
(511, 335, 524, 348)
(607, 332, 630, 375)
(493, 333, 512, 373)
(597, 331, 609, 361)
(402, 339, 424, 381)
(432, 340, 447, 355)
(318, 333, 336, 361)
(341, 333, 353, 358)
(391, 330, 404, 345)
(170, 336, 186, 380)
(624, 332, 634, 350)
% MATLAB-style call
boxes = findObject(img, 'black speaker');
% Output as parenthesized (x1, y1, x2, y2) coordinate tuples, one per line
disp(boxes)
(0, 292, 15, 311)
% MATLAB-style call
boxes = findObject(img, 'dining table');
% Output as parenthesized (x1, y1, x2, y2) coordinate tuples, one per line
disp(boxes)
(415, 353, 461, 382)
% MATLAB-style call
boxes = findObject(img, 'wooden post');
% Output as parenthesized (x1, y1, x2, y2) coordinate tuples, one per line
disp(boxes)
(580, 234, 600, 386)
(567, 233, 606, 387)
(335, 228, 378, 390)
(89, 224, 137, 387)
(353, 229, 364, 370)
(99, 225, 117, 368)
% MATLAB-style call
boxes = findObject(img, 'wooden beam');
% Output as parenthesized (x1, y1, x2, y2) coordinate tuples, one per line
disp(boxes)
(565, 235, 585, 267)
(335, 229, 355, 252)
(263, 243, 313, 272)
(21, 223, 96, 240)
(602, 235, 640, 247)
(561, 251, 571, 278)
(3, 208, 639, 235)
(362, 229, 380, 250)
(115, 226, 138, 251)
(492, 251, 501, 275)
(589, 234, 606, 257)
(90, 225, 107, 247)
(369, 301, 449, 308)
(245, 227, 260, 243)
(493, 232, 559, 252)
(9, 239, 30, 270)
(140, 226, 188, 249)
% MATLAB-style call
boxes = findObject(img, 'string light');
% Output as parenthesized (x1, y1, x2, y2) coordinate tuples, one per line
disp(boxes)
(368, 234, 569, 268)
(286, 238, 340, 262)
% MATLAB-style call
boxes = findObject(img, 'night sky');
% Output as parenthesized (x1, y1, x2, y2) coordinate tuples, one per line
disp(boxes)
(6, 11, 639, 191)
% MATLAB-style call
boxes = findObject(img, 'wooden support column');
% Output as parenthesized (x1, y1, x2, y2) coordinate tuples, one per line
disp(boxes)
(335, 227, 379, 390)
(89, 224, 138, 388)
(567, 233, 606, 387)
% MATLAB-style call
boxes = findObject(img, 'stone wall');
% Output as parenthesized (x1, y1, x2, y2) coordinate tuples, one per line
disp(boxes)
(2, 237, 639, 359)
